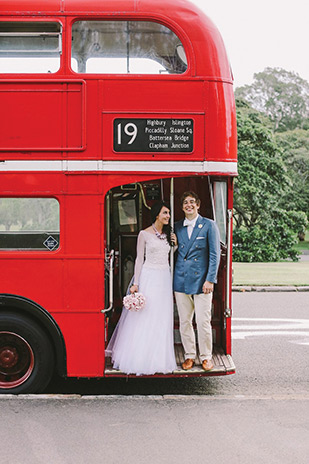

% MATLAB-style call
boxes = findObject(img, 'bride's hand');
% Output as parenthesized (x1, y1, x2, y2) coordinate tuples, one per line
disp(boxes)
(171, 232, 177, 246)
(130, 284, 139, 294)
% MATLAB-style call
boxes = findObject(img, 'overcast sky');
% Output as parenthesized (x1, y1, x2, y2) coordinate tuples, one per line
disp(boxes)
(190, 0, 309, 88)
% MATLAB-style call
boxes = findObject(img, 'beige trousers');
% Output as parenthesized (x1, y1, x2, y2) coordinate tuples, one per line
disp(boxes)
(175, 291, 213, 361)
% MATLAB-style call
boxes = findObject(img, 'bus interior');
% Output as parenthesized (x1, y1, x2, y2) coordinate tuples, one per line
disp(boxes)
(104, 176, 235, 376)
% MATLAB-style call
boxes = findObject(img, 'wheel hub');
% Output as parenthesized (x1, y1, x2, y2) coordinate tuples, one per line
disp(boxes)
(0, 331, 34, 389)
(0, 346, 19, 369)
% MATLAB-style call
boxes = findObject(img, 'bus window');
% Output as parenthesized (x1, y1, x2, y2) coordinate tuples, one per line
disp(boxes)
(0, 198, 60, 250)
(213, 181, 227, 244)
(71, 21, 188, 74)
(71, 57, 166, 74)
(0, 22, 62, 73)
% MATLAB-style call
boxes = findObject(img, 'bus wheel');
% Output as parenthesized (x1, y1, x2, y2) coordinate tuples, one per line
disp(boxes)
(0, 312, 54, 394)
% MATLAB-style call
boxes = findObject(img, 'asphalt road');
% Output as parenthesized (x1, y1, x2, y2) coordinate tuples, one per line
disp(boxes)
(42, 291, 309, 396)
(1, 292, 308, 464)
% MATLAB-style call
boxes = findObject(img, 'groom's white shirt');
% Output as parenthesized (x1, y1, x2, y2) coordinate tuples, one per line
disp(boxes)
(183, 214, 199, 239)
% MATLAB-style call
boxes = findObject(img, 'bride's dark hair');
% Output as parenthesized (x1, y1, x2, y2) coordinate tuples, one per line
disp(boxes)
(150, 201, 173, 246)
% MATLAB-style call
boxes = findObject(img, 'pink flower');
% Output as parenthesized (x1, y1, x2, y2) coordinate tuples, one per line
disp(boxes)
(123, 293, 146, 311)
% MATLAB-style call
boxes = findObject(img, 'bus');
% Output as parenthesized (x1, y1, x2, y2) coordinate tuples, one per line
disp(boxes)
(0, 0, 237, 393)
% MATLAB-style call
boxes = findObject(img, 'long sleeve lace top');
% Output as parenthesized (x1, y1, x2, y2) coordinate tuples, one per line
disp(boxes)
(133, 230, 170, 285)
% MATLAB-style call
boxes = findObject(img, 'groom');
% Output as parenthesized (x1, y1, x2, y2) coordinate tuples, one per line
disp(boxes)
(174, 191, 221, 371)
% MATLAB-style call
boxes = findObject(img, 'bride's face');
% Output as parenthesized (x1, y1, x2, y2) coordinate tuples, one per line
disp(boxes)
(156, 206, 170, 226)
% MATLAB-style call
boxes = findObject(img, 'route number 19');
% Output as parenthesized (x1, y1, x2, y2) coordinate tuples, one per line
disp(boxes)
(117, 123, 138, 145)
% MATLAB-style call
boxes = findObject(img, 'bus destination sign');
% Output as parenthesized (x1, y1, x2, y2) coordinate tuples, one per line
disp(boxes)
(114, 118, 194, 153)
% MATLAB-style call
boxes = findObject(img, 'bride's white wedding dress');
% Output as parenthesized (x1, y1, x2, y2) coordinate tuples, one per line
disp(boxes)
(106, 230, 177, 375)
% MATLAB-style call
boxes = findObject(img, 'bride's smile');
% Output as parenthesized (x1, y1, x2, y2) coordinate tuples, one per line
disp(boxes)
(155, 206, 170, 228)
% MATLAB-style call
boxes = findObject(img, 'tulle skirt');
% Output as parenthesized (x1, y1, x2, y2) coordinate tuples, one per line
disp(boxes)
(106, 265, 177, 375)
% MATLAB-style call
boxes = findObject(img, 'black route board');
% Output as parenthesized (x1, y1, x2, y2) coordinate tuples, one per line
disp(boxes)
(114, 118, 194, 153)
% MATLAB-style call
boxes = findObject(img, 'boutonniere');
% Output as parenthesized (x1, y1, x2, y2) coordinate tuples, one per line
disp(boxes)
(198, 224, 203, 229)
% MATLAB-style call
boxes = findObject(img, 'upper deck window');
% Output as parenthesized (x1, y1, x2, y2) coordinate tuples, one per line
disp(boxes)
(71, 21, 187, 74)
(0, 22, 62, 73)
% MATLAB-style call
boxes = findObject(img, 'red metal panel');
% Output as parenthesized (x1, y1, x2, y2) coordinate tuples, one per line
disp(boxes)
(64, 0, 136, 13)
(64, 259, 104, 310)
(64, 194, 102, 254)
(0, 172, 64, 194)
(206, 82, 237, 162)
(0, 257, 64, 311)
(0, 80, 85, 152)
(102, 79, 204, 113)
(53, 312, 105, 376)
(0, 0, 61, 13)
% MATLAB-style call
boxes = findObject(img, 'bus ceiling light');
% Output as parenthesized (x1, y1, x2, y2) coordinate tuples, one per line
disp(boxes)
(176, 44, 187, 66)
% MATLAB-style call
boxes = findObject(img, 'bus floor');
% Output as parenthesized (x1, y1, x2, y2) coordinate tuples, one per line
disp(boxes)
(104, 344, 235, 377)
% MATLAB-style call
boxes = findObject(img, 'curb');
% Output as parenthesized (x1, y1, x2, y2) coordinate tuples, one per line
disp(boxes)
(232, 286, 309, 292)
(1, 393, 309, 401)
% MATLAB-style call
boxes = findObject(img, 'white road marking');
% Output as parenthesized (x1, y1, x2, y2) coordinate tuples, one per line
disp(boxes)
(232, 317, 309, 344)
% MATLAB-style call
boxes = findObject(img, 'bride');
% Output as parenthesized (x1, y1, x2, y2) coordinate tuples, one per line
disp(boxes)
(106, 201, 177, 375)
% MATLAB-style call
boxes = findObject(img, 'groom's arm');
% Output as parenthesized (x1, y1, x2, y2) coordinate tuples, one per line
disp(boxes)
(204, 220, 221, 285)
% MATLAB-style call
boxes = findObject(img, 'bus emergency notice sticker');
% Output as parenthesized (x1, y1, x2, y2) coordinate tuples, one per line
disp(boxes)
(114, 118, 194, 153)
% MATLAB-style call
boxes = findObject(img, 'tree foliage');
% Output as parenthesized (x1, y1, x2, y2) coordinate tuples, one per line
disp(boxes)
(235, 67, 309, 132)
(233, 98, 308, 262)
(275, 129, 309, 223)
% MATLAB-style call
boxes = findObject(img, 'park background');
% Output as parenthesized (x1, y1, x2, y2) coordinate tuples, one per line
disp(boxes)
(191, 0, 309, 288)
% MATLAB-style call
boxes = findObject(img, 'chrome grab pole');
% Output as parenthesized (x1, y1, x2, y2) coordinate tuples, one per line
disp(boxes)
(101, 249, 115, 313)
(225, 210, 233, 319)
(208, 176, 216, 222)
(170, 178, 174, 277)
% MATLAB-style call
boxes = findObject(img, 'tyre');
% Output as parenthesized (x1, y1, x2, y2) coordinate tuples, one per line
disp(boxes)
(0, 312, 54, 394)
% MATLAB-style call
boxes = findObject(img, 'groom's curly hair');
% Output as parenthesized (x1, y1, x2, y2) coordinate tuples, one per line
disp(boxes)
(180, 191, 201, 207)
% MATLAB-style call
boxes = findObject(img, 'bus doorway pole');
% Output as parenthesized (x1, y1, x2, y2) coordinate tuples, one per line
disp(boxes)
(170, 178, 174, 278)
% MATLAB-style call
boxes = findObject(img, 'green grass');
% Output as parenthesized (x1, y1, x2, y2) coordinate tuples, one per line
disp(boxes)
(233, 261, 309, 286)
(294, 240, 309, 252)
(294, 229, 309, 252)
(232, 230, 309, 286)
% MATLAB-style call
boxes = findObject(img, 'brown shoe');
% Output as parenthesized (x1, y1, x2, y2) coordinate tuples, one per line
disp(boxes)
(202, 359, 214, 371)
(182, 358, 195, 370)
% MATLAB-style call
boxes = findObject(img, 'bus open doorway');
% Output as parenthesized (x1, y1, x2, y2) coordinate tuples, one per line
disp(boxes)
(103, 176, 235, 377)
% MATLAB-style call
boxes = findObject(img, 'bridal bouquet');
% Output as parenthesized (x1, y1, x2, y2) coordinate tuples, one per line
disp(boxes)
(123, 292, 146, 312)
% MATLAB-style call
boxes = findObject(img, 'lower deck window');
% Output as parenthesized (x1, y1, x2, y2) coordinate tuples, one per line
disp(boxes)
(0, 198, 60, 251)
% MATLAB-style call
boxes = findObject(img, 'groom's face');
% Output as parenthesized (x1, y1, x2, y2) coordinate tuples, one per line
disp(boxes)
(182, 196, 199, 219)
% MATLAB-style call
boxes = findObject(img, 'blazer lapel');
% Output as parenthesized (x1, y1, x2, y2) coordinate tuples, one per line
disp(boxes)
(189, 216, 203, 244)
(180, 221, 189, 245)
(183, 216, 204, 257)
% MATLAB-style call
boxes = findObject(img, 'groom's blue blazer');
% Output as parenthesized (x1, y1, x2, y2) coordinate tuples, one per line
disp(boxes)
(174, 215, 221, 295)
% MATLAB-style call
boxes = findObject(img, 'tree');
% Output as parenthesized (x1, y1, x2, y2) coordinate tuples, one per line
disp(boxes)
(233, 99, 308, 262)
(275, 129, 309, 228)
(235, 67, 309, 132)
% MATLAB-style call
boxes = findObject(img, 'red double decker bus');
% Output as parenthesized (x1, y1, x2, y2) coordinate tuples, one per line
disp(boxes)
(0, 0, 237, 393)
